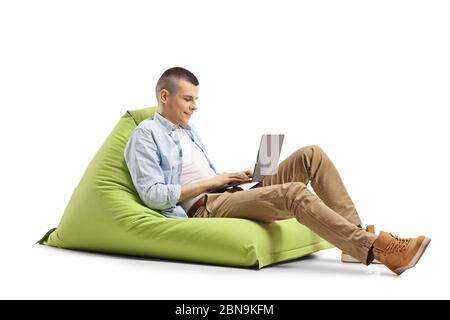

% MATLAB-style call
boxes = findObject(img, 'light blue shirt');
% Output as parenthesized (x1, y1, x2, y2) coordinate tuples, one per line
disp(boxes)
(124, 112, 218, 218)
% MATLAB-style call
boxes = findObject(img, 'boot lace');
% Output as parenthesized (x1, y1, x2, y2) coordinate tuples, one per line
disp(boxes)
(384, 233, 411, 254)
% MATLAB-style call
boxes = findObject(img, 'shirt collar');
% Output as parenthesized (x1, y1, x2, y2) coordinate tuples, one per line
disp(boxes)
(154, 112, 192, 133)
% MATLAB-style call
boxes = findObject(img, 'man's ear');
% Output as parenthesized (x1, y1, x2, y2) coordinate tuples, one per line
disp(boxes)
(159, 89, 169, 104)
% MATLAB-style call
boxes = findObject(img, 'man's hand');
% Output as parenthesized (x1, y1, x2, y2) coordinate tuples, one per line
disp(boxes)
(207, 170, 253, 190)
(178, 170, 253, 203)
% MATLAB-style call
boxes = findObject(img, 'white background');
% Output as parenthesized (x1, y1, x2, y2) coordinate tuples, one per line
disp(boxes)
(1, 0, 449, 299)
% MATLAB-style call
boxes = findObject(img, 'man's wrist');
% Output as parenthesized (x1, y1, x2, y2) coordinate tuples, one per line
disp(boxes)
(202, 179, 214, 193)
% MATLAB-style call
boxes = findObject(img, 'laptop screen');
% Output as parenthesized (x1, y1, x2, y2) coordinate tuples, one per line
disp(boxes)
(252, 134, 284, 181)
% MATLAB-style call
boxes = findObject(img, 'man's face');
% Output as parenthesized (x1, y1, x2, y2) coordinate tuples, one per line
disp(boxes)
(162, 79, 199, 126)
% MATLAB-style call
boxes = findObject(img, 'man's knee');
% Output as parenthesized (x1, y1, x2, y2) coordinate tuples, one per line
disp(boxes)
(298, 144, 324, 155)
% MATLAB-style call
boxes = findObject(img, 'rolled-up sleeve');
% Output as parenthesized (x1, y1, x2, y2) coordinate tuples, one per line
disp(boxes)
(124, 128, 181, 211)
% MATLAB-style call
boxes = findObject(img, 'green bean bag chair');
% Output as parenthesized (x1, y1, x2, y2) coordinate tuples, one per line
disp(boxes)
(38, 107, 333, 268)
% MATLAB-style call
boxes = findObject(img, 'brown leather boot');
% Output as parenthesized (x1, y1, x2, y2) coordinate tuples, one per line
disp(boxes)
(373, 231, 431, 275)
(341, 225, 381, 263)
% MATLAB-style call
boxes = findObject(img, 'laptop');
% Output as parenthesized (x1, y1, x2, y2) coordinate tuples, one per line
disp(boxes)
(220, 134, 284, 191)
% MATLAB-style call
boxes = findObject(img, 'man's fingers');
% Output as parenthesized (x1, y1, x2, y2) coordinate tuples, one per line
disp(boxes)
(237, 170, 252, 179)
(228, 171, 252, 182)
(238, 172, 251, 180)
(229, 173, 250, 181)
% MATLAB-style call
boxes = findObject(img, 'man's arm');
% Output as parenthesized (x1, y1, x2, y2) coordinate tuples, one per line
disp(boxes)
(125, 127, 252, 208)
(178, 171, 253, 203)
(124, 128, 181, 210)
(179, 180, 211, 203)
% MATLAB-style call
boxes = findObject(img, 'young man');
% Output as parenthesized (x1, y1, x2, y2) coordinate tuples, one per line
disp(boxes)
(124, 67, 430, 275)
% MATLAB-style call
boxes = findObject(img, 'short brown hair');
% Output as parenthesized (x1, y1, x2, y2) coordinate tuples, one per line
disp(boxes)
(155, 67, 199, 102)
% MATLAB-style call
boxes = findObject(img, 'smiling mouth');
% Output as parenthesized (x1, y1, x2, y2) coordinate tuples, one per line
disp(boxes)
(184, 112, 192, 116)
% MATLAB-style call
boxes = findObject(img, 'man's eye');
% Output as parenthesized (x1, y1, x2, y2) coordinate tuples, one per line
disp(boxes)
(184, 98, 191, 102)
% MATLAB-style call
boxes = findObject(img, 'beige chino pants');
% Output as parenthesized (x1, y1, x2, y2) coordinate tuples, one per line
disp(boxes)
(193, 145, 376, 263)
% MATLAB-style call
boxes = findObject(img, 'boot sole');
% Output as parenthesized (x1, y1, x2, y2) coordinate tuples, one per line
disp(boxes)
(393, 237, 431, 275)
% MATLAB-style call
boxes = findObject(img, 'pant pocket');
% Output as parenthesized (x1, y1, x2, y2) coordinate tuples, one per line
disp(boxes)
(193, 206, 209, 218)
(205, 193, 226, 216)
